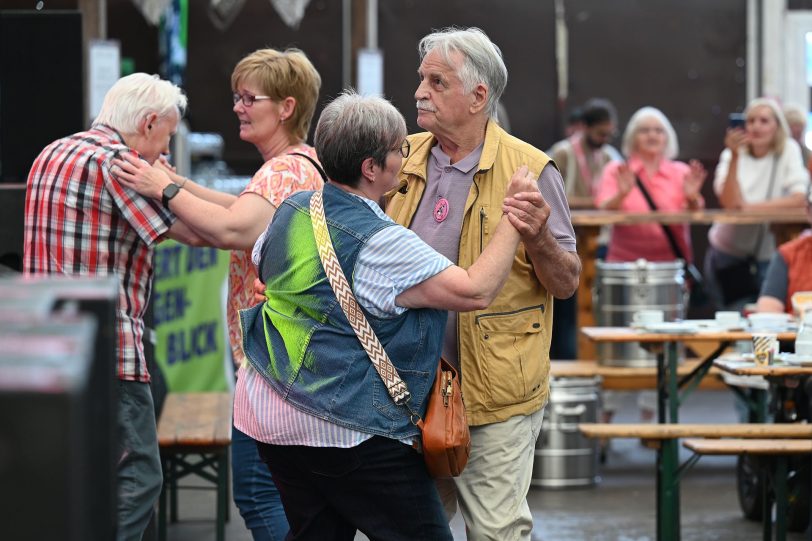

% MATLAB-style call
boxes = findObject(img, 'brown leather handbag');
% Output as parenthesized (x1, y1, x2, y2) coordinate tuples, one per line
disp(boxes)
(416, 358, 471, 478)
(309, 190, 470, 478)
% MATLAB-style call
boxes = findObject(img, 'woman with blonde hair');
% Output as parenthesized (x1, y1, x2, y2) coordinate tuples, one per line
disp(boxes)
(114, 47, 324, 540)
(705, 97, 810, 309)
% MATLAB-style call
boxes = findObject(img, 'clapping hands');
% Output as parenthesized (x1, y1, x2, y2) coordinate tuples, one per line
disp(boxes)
(615, 163, 635, 198)
(683, 159, 707, 204)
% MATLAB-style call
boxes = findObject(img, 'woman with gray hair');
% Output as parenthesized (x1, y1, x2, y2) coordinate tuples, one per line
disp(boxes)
(595, 106, 707, 263)
(236, 91, 537, 540)
(706, 97, 810, 309)
(594, 106, 707, 425)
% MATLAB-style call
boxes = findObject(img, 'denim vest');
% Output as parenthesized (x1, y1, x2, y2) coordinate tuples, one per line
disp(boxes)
(241, 183, 448, 439)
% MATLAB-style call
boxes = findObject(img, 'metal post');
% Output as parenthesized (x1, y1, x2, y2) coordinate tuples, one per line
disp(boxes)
(342, 0, 352, 89)
(366, 0, 377, 49)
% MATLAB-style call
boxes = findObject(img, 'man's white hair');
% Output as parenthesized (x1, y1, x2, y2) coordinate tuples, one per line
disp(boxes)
(419, 27, 507, 119)
(94, 73, 187, 134)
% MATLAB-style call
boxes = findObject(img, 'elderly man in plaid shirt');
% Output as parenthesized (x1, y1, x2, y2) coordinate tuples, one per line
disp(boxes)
(23, 73, 201, 541)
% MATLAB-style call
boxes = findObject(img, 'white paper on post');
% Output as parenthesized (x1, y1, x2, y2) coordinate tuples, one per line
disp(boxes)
(357, 48, 383, 97)
(89, 40, 121, 124)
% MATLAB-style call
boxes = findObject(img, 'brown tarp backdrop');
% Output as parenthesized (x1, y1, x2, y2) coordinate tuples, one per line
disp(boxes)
(3, 0, 748, 176)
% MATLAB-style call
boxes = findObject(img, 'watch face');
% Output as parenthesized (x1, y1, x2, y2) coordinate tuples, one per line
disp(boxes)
(163, 183, 180, 197)
(162, 183, 180, 208)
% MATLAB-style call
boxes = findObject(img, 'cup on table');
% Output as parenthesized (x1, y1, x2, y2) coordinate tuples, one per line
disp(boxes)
(714, 310, 742, 330)
(747, 312, 792, 332)
(632, 309, 665, 327)
(752, 333, 778, 366)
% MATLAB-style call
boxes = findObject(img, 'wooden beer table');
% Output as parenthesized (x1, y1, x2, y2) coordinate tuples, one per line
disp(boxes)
(571, 208, 808, 360)
(581, 326, 797, 541)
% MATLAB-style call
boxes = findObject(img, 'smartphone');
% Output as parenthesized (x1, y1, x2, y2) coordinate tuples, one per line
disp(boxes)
(728, 112, 746, 129)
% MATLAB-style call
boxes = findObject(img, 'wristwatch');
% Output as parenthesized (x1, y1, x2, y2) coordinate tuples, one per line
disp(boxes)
(161, 183, 181, 209)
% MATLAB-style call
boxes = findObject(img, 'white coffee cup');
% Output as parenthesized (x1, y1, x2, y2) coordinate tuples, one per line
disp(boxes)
(715, 311, 742, 329)
(632, 309, 665, 327)
(747, 312, 792, 331)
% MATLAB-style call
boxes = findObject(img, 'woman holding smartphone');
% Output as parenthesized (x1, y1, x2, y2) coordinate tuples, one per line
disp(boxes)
(705, 97, 810, 310)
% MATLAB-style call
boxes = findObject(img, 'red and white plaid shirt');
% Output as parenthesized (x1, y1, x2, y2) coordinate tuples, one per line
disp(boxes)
(23, 125, 175, 382)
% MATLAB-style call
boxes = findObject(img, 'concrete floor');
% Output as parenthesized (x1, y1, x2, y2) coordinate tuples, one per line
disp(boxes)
(160, 390, 809, 541)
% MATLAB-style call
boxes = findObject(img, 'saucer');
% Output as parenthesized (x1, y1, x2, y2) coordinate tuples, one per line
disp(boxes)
(778, 353, 812, 366)
(639, 322, 698, 334)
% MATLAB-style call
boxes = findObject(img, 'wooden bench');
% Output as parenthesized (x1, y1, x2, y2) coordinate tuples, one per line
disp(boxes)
(578, 422, 812, 444)
(157, 392, 232, 541)
(551, 359, 727, 390)
(683, 438, 812, 541)
(578, 423, 812, 540)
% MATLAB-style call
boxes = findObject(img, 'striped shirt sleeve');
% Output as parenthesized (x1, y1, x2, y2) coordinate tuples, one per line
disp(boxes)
(353, 224, 453, 317)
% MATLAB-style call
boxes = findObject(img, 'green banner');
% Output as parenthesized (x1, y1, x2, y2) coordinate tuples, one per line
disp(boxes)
(153, 240, 230, 392)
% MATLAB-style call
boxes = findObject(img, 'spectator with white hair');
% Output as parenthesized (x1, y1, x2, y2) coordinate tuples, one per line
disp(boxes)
(594, 106, 706, 425)
(23, 72, 201, 541)
(783, 104, 811, 168)
(595, 106, 706, 263)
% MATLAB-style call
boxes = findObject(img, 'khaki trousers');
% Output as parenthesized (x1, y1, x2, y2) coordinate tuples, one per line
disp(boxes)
(436, 407, 544, 541)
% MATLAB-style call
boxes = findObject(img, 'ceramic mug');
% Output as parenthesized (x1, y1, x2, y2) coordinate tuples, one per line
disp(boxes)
(715, 311, 742, 329)
(632, 309, 665, 327)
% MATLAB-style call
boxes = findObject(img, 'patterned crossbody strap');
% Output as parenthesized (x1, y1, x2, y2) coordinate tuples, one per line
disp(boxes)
(309, 190, 412, 406)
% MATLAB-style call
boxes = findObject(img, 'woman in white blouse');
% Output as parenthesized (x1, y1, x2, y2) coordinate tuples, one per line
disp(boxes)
(705, 97, 810, 309)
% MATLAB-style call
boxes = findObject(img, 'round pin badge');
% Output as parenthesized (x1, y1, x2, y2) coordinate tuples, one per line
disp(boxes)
(434, 198, 450, 223)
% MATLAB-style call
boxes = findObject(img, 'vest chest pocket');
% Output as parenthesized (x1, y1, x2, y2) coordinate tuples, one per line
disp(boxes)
(476, 306, 545, 407)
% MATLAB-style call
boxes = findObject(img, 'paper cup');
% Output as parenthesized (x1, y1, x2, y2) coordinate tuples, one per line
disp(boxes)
(752, 333, 778, 366)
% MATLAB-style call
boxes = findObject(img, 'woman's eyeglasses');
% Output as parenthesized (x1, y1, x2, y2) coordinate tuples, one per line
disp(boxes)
(399, 139, 411, 158)
(232, 93, 272, 107)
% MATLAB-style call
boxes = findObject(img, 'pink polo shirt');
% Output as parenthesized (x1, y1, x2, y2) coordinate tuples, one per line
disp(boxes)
(595, 156, 696, 263)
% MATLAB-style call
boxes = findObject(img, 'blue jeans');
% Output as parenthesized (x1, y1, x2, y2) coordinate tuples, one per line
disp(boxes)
(256, 436, 452, 541)
(232, 425, 289, 541)
(116, 381, 163, 541)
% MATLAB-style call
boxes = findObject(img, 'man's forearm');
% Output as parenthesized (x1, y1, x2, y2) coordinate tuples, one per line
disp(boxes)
(525, 230, 580, 299)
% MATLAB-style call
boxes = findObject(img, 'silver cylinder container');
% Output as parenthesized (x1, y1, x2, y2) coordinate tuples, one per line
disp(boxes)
(532, 376, 602, 488)
(593, 259, 687, 367)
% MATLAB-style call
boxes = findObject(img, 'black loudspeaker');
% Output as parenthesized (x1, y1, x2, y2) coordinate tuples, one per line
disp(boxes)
(0, 10, 84, 183)
(0, 276, 118, 541)
(0, 184, 25, 272)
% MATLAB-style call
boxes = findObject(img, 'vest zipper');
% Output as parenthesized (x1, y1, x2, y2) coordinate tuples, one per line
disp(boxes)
(475, 303, 545, 323)
(479, 207, 486, 253)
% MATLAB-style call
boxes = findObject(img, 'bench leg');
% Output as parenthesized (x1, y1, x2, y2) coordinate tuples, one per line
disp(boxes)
(159, 456, 168, 541)
(762, 462, 772, 541)
(170, 456, 179, 523)
(217, 450, 227, 541)
(658, 438, 681, 541)
(774, 456, 788, 541)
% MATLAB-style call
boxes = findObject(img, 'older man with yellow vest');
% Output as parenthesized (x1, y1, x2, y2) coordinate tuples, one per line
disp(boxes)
(386, 27, 581, 541)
